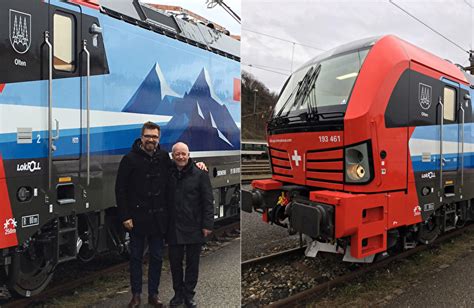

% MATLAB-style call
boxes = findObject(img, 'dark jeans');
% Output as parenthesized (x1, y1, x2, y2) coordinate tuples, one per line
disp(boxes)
(168, 244, 202, 299)
(129, 232, 164, 296)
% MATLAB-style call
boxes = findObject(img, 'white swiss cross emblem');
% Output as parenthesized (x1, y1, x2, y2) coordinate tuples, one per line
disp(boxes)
(291, 150, 302, 167)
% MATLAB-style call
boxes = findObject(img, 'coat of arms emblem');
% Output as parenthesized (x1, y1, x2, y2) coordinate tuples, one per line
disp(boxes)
(9, 9, 32, 54)
(419, 83, 432, 110)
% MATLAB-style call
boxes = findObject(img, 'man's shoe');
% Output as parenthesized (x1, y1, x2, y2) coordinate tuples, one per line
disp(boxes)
(128, 294, 141, 308)
(148, 295, 163, 308)
(184, 297, 197, 308)
(170, 294, 185, 306)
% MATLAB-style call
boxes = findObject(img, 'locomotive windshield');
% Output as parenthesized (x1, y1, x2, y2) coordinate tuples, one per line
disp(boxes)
(271, 48, 370, 124)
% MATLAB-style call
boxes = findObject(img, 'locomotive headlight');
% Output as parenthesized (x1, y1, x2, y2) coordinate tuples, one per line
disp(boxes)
(345, 142, 372, 183)
(347, 164, 365, 180)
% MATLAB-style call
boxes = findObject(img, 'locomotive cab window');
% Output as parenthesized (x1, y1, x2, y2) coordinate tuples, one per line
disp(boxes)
(443, 87, 456, 122)
(272, 48, 370, 121)
(53, 13, 76, 72)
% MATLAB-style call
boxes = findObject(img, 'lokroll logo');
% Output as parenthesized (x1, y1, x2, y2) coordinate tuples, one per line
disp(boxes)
(419, 83, 432, 110)
(17, 160, 41, 173)
(9, 9, 32, 54)
(421, 171, 436, 179)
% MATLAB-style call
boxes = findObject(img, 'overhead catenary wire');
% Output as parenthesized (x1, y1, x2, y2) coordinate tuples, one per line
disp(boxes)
(242, 28, 326, 51)
(242, 63, 290, 76)
(243, 62, 291, 73)
(389, 0, 469, 54)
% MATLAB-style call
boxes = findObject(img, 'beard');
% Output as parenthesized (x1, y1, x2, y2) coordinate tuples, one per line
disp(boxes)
(144, 141, 156, 151)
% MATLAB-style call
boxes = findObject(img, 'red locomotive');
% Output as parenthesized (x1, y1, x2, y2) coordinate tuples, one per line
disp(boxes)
(242, 35, 474, 262)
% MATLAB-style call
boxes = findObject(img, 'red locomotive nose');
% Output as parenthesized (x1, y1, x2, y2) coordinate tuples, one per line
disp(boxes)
(245, 34, 474, 263)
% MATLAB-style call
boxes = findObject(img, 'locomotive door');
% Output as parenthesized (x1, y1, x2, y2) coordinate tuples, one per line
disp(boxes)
(49, 4, 82, 161)
(45, 2, 86, 204)
(438, 79, 461, 200)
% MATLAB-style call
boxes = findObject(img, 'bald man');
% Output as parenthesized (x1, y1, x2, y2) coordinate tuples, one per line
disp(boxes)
(168, 142, 213, 308)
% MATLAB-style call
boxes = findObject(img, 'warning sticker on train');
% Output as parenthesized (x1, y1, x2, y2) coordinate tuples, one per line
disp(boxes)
(9, 9, 31, 54)
(22, 214, 39, 228)
(4, 218, 17, 235)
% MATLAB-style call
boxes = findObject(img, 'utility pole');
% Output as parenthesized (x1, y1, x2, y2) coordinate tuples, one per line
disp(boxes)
(253, 88, 259, 135)
(253, 88, 259, 114)
(469, 50, 474, 76)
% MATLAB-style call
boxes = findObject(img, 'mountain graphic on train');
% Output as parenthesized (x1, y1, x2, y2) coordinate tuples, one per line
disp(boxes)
(0, 0, 240, 297)
(123, 64, 240, 151)
(243, 35, 474, 263)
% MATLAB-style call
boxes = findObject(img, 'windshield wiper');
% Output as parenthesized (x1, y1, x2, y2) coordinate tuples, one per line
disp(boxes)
(275, 80, 302, 118)
(270, 64, 322, 128)
(294, 64, 321, 121)
(305, 64, 321, 121)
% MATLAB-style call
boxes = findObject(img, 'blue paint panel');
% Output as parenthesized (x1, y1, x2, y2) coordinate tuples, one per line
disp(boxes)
(411, 123, 473, 143)
(0, 7, 240, 159)
(411, 153, 474, 172)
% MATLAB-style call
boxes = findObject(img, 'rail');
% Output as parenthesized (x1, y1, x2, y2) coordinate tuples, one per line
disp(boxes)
(1, 221, 240, 307)
(241, 224, 474, 307)
(241, 159, 271, 182)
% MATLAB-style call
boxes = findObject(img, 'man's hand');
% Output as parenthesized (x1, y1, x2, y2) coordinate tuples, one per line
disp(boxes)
(196, 162, 208, 172)
(202, 229, 212, 237)
(123, 219, 134, 231)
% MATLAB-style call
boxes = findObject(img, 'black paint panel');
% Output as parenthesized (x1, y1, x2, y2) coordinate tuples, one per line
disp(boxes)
(0, 0, 109, 84)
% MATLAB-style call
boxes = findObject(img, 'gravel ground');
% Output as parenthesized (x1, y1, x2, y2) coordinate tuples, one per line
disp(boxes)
(306, 228, 474, 307)
(242, 250, 355, 306)
(30, 235, 240, 307)
(93, 238, 241, 307)
(241, 210, 301, 261)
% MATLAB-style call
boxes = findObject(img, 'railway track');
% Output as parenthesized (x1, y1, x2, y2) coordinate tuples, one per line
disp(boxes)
(2, 221, 240, 308)
(242, 224, 474, 307)
(241, 159, 271, 182)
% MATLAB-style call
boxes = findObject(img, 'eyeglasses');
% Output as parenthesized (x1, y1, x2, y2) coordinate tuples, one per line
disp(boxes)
(143, 135, 159, 140)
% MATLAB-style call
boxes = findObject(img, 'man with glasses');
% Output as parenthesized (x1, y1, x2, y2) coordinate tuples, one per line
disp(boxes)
(115, 121, 171, 308)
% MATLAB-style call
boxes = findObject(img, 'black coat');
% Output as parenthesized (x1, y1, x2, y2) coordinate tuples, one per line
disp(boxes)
(168, 159, 214, 245)
(115, 139, 172, 236)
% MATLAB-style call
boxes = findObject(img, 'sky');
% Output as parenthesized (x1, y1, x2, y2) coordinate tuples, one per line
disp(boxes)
(146, 0, 241, 35)
(242, 0, 474, 93)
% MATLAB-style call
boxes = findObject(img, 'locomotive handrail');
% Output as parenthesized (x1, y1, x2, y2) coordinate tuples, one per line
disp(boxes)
(460, 105, 465, 188)
(83, 40, 91, 186)
(45, 31, 53, 190)
(438, 97, 444, 198)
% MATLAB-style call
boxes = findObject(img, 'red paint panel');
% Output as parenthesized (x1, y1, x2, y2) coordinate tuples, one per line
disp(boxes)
(273, 166, 293, 177)
(306, 161, 343, 170)
(306, 149, 343, 160)
(0, 84, 5, 93)
(68, 0, 100, 9)
(306, 171, 343, 182)
(269, 149, 288, 160)
(273, 174, 293, 183)
(233, 78, 241, 101)
(271, 157, 290, 168)
(306, 180, 343, 190)
(0, 155, 18, 249)
(251, 179, 282, 191)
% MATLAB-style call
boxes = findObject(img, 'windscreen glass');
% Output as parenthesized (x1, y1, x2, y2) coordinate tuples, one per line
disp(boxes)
(273, 48, 370, 118)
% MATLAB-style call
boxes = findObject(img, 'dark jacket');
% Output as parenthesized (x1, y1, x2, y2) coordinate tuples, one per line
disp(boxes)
(168, 158, 214, 245)
(115, 139, 172, 236)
